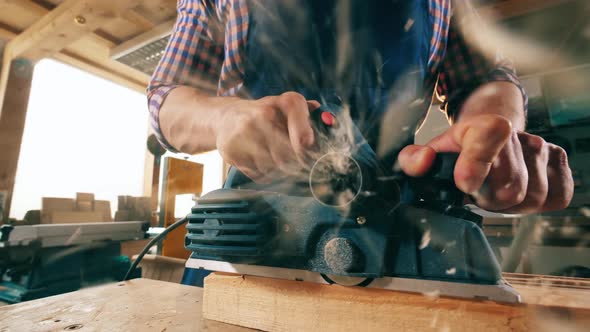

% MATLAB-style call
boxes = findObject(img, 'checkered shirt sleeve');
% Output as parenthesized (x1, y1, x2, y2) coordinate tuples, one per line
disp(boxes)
(436, 1, 528, 122)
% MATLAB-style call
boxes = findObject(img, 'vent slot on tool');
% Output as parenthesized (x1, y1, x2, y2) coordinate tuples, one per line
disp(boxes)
(185, 199, 273, 259)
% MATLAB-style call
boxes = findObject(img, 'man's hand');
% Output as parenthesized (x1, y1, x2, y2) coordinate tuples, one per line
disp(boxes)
(216, 92, 320, 182)
(398, 114, 574, 213)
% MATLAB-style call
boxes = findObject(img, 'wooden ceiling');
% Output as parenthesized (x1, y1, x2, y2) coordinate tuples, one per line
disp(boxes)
(0, 0, 587, 96)
(0, 0, 176, 94)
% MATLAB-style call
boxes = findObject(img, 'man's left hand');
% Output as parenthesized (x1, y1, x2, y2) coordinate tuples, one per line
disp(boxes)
(398, 114, 574, 213)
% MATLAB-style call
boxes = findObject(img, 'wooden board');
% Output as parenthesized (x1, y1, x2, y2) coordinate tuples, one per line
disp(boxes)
(41, 197, 76, 213)
(0, 0, 152, 97)
(6, 0, 139, 61)
(134, 254, 186, 284)
(159, 157, 203, 259)
(203, 273, 590, 332)
(49, 211, 108, 223)
(0, 57, 33, 221)
(120, 239, 151, 259)
(0, 278, 251, 332)
(94, 200, 113, 221)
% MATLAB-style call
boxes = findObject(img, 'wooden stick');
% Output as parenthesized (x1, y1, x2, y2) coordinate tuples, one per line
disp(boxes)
(203, 272, 590, 332)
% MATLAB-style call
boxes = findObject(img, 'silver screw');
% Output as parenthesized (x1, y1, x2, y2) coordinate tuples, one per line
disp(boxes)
(356, 216, 366, 225)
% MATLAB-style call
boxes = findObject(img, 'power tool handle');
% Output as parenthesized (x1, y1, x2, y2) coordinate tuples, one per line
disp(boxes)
(427, 152, 458, 182)
(408, 152, 463, 206)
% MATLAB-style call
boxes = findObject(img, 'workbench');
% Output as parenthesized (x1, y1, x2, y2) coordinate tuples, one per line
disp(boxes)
(1, 275, 588, 331)
(0, 278, 250, 332)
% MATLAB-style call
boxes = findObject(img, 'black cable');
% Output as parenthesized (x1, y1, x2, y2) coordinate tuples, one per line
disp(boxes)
(123, 216, 189, 281)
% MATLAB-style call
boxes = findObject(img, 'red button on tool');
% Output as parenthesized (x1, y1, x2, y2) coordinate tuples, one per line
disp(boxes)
(321, 112, 335, 126)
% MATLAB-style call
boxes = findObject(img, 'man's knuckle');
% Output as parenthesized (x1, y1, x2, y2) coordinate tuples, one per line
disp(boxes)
(525, 191, 547, 209)
(549, 145, 569, 167)
(556, 197, 571, 210)
(524, 134, 546, 153)
(493, 176, 527, 206)
(481, 114, 512, 134)
(516, 189, 527, 204)
(253, 106, 277, 121)
(548, 191, 572, 211)
(280, 91, 306, 106)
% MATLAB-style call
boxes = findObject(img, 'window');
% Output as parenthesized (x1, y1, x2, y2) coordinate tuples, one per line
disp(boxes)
(10, 59, 149, 220)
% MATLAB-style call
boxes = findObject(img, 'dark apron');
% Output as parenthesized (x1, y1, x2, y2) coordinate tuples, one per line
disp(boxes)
(242, 0, 434, 161)
(182, 1, 436, 286)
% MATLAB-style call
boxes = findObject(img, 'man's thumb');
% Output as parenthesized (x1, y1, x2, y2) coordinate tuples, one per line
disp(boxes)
(397, 145, 437, 177)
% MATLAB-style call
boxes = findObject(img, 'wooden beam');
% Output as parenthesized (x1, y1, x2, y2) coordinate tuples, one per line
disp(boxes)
(0, 0, 49, 17)
(121, 8, 156, 31)
(0, 57, 33, 222)
(0, 27, 15, 41)
(52, 51, 147, 94)
(0, 0, 144, 117)
(0, 25, 147, 95)
(110, 18, 175, 59)
(203, 273, 590, 331)
(0, 41, 11, 120)
(7, 0, 140, 61)
(477, 0, 578, 20)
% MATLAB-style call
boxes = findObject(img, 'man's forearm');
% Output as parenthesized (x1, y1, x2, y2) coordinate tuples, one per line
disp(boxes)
(454, 81, 526, 131)
(158, 86, 242, 154)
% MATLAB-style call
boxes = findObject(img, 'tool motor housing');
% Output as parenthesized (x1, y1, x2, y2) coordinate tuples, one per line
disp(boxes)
(185, 105, 502, 285)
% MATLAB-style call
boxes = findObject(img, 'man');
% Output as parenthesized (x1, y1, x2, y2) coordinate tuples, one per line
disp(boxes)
(148, 0, 573, 214)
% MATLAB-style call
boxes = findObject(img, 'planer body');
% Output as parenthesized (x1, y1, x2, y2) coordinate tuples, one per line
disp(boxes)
(184, 104, 521, 303)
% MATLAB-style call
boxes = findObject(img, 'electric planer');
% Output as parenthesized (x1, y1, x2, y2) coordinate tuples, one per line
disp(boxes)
(184, 104, 521, 303)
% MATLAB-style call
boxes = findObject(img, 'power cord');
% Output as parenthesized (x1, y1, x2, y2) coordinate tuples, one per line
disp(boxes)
(123, 216, 189, 281)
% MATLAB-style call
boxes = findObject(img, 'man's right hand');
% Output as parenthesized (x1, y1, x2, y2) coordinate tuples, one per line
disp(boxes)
(216, 92, 320, 183)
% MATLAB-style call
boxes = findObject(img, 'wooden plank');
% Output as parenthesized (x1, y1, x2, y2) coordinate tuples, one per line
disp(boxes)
(134, 254, 185, 283)
(7, 0, 140, 61)
(94, 200, 112, 221)
(62, 31, 149, 84)
(203, 273, 590, 332)
(51, 51, 148, 93)
(98, 16, 144, 43)
(121, 8, 156, 31)
(120, 239, 151, 259)
(0, 0, 141, 117)
(49, 211, 107, 223)
(0, 0, 49, 17)
(159, 157, 203, 259)
(75, 192, 94, 213)
(133, 0, 178, 26)
(41, 197, 76, 223)
(0, 27, 16, 41)
(0, 57, 33, 222)
(65, 33, 145, 83)
(0, 278, 252, 332)
(0, 1, 47, 32)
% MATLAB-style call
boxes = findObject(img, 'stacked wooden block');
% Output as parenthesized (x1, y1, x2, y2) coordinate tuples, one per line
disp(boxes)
(41, 193, 112, 224)
(114, 195, 151, 222)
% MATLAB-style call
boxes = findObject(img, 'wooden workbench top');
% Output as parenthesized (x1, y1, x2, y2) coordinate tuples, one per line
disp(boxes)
(1, 274, 589, 331)
(0, 278, 251, 332)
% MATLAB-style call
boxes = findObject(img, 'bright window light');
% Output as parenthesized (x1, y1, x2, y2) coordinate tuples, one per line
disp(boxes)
(10, 59, 149, 220)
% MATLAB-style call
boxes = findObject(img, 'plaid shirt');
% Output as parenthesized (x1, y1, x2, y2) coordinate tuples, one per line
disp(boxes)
(148, 0, 527, 152)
